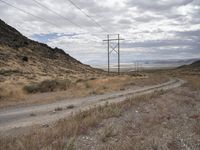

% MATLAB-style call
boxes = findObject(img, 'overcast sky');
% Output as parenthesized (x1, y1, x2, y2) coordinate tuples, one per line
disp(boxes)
(0, 0, 200, 65)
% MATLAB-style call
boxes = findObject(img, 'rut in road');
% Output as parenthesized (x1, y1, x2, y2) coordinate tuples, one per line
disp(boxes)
(0, 78, 185, 132)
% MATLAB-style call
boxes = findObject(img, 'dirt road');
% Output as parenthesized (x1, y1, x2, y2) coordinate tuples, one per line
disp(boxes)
(0, 78, 185, 132)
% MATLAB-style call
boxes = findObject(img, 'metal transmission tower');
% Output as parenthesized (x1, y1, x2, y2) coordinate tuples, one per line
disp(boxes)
(103, 34, 124, 75)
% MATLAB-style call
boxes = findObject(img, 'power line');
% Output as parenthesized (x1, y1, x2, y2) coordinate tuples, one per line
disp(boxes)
(0, 0, 103, 42)
(32, 0, 82, 29)
(66, 0, 108, 33)
(0, 0, 119, 43)
(0, 0, 58, 27)
(32, 0, 107, 40)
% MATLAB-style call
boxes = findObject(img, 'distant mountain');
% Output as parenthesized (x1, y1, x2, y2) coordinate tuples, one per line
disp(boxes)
(179, 60, 200, 69)
(176, 59, 200, 76)
(0, 19, 102, 82)
(190, 60, 200, 67)
(132, 59, 198, 65)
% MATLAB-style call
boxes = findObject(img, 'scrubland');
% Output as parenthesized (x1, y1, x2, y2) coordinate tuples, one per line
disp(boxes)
(1, 70, 199, 150)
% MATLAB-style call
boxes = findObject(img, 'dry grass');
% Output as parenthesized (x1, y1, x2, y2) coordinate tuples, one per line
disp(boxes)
(101, 125, 116, 142)
(182, 75, 200, 90)
(0, 83, 26, 104)
(64, 137, 76, 150)
(0, 74, 157, 108)
(194, 120, 200, 135)
(0, 64, 171, 109)
(23, 79, 71, 93)
(1, 69, 199, 149)
(0, 91, 164, 150)
(92, 75, 200, 150)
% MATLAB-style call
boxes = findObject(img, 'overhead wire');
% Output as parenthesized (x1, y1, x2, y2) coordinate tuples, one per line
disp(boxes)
(0, 0, 123, 43)
(66, 0, 108, 33)
(32, 0, 83, 29)
(32, 0, 108, 40)
(66, 0, 123, 38)
(0, 0, 58, 27)
(0, 0, 105, 43)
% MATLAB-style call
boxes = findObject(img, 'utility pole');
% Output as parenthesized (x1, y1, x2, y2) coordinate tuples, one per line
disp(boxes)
(118, 34, 120, 74)
(103, 34, 124, 75)
(107, 35, 110, 74)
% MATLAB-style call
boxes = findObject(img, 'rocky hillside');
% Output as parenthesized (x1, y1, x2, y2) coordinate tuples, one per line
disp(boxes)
(189, 60, 200, 68)
(179, 60, 200, 69)
(176, 60, 200, 76)
(0, 19, 102, 81)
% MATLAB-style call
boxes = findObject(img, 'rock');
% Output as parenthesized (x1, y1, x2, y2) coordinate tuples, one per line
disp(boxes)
(67, 105, 75, 109)
(22, 56, 28, 62)
(30, 113, 36, 117)
(42, 124, 49, 128)
(55, 107, 63, 111)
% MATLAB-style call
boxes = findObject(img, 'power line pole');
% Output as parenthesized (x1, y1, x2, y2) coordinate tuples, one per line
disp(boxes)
(107, 35, 110, 74)
(103, 34, 124, 75)
(118, 34, 120, 74)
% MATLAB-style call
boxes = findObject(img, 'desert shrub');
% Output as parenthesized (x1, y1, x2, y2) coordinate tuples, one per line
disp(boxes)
(39, 80, 65, 92)
(75, 78, 84, 83)
(24, 84, 38, 93)
(89, 77, 97, 80)
(24, 79, 71, 94)
(0, 69, 21, 76)
(22, 56, 28, 62)
(101, 125, 115, 142)
(85, 82, 90, 88)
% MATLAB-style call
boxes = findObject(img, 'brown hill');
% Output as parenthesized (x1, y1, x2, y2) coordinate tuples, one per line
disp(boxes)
(189, 60, 200, 68)
(0, 19, 100, 75)
(178, 60, 200, 69)
(176, 60, 200, 76)
(0, 19, 103, 102)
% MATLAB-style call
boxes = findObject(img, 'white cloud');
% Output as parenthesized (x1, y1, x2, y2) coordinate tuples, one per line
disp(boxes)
(0, 0, 199, 64)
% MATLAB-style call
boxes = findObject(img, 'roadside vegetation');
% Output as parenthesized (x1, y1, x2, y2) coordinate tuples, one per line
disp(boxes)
(0, 91, 164, 150)
(0, 73, 167, 108)
(23, 79, 71, 93)
(0, 72, 199, 149)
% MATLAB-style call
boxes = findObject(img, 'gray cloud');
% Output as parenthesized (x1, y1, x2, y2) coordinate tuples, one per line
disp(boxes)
(127, 0, 194, 11)
(0, 0, 199, 64)
(175, 30, 200, 40)
(133, 15, 161, 23)
(123, 39, 199, 48)
(118, 18, 132, 24)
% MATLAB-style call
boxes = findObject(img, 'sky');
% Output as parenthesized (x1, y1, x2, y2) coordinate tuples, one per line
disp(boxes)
(0, 0, 200, 65)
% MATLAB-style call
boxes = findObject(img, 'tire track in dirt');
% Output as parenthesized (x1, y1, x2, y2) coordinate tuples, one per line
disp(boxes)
(0, 78, 185, 132)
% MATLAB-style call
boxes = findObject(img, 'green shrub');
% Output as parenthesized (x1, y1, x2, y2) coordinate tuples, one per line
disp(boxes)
(85, 82, 90, 88)
(0, 69, 21, 76)
(24, 79, 71, 94)
(24, 84, 39, 93)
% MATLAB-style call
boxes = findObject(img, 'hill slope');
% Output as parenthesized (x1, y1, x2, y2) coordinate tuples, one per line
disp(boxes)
(176, 60, 200, 76)
(189, 60, 200, 68)
(0, 19, 103, 102)
(178, 60, 200, 69)
(0, 19, 100, 76)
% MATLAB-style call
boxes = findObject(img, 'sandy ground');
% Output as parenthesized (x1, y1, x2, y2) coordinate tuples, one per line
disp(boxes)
(0, 78, 184, 133)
